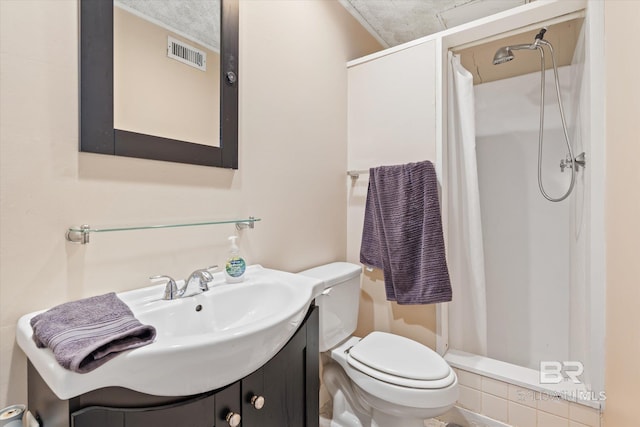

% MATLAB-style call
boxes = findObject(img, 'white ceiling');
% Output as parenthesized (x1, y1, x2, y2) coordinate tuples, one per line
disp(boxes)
(114, 0, 529, 52)
(114, 0, 221, 51)
(340, 0, 529, 48)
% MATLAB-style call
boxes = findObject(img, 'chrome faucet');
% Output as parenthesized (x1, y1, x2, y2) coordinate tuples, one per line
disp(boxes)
(185, 267, 217, 293)
(152, 265, 218, 300)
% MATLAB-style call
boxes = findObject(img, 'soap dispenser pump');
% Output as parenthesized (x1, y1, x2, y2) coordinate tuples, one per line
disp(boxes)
(224, 236, 246, 283)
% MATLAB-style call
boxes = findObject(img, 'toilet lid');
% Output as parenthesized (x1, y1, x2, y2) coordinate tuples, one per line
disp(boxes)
(347, 332, 453, 386)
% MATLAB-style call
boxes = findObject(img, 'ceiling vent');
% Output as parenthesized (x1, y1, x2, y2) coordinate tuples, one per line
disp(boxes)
(167, 36, 207, 71)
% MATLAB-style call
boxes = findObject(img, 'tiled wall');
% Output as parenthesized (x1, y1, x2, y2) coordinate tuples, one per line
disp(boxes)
(453, 368, 601, 427)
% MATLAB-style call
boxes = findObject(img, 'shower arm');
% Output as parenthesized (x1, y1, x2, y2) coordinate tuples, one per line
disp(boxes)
(509, 43, 540, 51)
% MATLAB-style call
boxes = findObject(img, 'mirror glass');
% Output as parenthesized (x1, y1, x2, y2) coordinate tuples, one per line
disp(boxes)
(113, 0, 221, 148)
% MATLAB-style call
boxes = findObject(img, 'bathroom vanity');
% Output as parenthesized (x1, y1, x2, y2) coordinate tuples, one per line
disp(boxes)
(17, 266, 324, 426)
(27, 305, 319, 427)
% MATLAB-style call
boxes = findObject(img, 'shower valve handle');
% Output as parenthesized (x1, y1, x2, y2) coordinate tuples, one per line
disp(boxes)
(560, 152, 586, 173)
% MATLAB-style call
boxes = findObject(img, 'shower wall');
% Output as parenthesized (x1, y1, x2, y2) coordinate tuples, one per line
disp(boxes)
(474, 66, 577, 370)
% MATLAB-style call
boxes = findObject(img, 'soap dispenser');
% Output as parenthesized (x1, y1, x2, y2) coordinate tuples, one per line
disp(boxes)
(224, 236, 246, 283)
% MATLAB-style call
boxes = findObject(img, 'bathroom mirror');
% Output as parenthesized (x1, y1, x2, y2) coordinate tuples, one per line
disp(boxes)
(80, 0, 239, 168)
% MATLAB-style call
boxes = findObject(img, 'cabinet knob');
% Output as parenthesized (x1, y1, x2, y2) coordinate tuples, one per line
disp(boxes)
(225, 411, 241, 426)
(250, 395, 265, 410)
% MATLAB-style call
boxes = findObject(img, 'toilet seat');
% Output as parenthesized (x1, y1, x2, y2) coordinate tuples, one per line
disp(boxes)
(346, 332, 456, 389)
(331, 336, 459, 410)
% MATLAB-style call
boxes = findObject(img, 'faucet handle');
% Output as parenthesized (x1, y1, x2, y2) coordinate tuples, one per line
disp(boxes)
(185, 267, 217, 293)
(201, 265, 219, 283)
(150, 275, 178, 300)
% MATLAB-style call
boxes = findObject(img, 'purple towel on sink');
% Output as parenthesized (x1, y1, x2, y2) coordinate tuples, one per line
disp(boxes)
(360, 160, 452, 304)
(30, 292, 156, 373)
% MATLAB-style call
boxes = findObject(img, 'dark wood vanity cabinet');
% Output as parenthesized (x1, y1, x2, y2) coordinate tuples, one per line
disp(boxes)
(241, 304, 319, 426)
(28, 306, 319, 427)
(70, 391, 219, 427)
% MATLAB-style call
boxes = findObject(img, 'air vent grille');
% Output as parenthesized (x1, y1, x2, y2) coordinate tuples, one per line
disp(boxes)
(167, 36, 207, 71)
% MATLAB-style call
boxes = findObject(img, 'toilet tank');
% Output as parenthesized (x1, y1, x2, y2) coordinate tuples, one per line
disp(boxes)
(299, 262, 362, 352)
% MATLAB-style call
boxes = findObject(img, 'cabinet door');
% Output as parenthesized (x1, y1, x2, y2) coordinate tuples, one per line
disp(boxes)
(305, 306, 320, 427)
(239, 361, 264, 426)
(242, 306, 318, 427)
(215, 381, 241, 427)
(261, 321, 307, 426)
(70, 393, 216, 427)
(71, 408, 124, 427)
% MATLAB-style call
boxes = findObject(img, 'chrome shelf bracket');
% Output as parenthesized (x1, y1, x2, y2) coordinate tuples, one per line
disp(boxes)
(235, 216, 257, 231)
(66, 224, 91, 244)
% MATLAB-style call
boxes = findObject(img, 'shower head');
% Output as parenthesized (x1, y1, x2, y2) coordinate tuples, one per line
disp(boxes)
(492, 43, 539, 65)
(492, 28, 549, 65)
(492, 46, 514, 65)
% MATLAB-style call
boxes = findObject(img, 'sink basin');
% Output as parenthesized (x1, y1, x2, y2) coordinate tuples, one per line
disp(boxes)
(139, 276, 306, 338)
(16, 265, 324, 399)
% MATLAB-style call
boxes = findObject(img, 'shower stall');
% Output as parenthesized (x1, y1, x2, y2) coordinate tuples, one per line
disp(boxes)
(476, 63, 579, 370)
(346, 1, 605, 422)
(441, 0, 605, 413)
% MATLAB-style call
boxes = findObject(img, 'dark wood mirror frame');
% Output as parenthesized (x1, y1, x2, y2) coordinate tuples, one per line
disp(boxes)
(79, 0, 239, 169)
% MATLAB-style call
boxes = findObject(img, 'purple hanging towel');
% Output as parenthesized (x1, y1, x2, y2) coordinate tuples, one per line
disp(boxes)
(360, 160, 452, 304)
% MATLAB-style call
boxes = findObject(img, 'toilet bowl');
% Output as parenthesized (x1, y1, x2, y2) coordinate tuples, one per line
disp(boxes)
(299, 263, 458, 427)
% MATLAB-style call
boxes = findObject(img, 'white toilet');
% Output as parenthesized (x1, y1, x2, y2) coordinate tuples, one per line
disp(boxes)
(300, 262, 458, 427)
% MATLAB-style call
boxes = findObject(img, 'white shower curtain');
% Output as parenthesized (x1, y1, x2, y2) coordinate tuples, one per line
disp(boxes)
(446, 52, 487, 356)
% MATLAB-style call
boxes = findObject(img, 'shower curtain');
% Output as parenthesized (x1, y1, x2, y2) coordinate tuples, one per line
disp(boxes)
(446, 52, 487, 356)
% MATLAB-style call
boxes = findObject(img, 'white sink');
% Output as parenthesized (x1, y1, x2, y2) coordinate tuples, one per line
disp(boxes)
(16, 265, 324, 399)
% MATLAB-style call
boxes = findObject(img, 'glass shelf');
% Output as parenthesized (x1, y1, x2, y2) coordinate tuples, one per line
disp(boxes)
(66, 217, 260, 244)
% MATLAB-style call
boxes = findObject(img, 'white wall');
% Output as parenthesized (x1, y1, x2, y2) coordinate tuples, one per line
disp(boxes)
(0, 0, 381, 407)
(603, 0, 640, 424)
(474, 66, 576, 369)
(347, 40, 439, 349)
